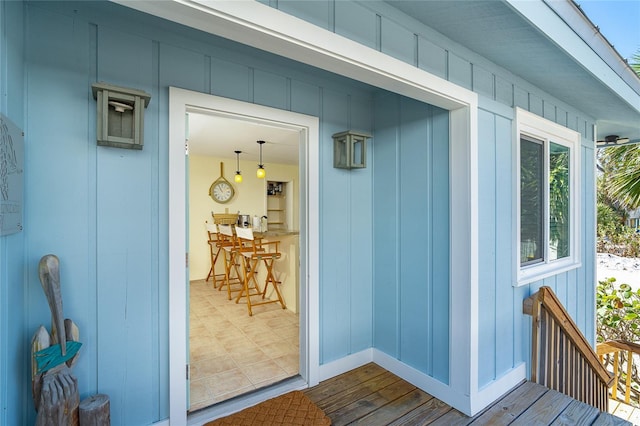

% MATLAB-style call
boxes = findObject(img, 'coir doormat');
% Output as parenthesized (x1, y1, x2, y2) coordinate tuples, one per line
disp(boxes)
(205, 391, 331, 426)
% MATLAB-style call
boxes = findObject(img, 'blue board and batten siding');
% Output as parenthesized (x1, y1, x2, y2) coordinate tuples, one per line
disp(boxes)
(269, 0, 597, 389)
(373, 93, 450, 383)
(0, 2, 26, 426)
(0, 0, 600, 424)
(19, 1, 375, 424)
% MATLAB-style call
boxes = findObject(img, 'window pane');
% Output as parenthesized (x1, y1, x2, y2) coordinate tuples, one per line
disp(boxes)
(521, 137, 544, 265)
(549, 142, 570, 260)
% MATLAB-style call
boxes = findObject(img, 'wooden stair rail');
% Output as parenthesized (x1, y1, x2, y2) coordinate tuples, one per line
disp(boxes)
(524, 286, 613, 411)
(597, 339, 640, 406)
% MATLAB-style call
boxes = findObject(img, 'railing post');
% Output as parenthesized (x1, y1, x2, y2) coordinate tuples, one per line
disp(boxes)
(524, 292, 541, 383)
(613, 352, 619, 400)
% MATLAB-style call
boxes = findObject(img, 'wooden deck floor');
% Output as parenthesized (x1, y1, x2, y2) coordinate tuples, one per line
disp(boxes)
(304, 363, 632, 425)
(610, 399, 640, 425)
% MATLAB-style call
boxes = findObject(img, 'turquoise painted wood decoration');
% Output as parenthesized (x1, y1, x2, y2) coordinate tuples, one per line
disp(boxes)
(34, 341, 82, 375)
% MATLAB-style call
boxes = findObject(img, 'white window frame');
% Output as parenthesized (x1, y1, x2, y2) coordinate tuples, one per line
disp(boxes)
(514, 108, 581, 286)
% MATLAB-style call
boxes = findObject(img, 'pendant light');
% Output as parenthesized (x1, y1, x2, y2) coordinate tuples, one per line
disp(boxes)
(256, 140, 266, 179)
(234, 150, 243, 183)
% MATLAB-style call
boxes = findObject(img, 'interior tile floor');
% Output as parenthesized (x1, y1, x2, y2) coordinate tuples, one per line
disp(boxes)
(188, 278, 299, 412)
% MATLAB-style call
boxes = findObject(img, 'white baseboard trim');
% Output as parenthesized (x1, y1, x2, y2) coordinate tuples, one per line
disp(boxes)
(317, 349, 373, 382)
(372, 349, 467, 412)
(471, 362, 526, 414)
(372, 349, 527, 417)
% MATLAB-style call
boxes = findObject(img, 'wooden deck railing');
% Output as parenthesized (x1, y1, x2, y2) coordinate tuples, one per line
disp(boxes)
(597, 339, 640, 406)
(524, 286, 613, 411)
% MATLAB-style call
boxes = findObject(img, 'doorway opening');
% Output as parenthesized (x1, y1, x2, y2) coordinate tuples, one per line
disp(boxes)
(187, 111, 301, 411)
(168, 88, 320, 422)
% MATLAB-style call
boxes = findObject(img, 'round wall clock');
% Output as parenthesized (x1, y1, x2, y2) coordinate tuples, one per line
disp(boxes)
(209, 162, 235, 204)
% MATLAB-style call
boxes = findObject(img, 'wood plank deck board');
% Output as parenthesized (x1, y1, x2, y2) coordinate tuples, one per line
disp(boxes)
(593, 412, 634, 425)
(304, 363, 633, 425)
(304, 363, 387, 402)
(550, 399, 600, 425)
(468, 381, 548, 426)
(351, 388, 436, 425)
(314, 371, 402, 413)
(328, 379, 417, 425)
(386, 397, 453, 426)
(510, 387, 574, 425)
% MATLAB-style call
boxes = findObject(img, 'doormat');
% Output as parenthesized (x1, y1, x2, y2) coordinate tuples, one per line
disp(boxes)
(204, 391, 331, 425)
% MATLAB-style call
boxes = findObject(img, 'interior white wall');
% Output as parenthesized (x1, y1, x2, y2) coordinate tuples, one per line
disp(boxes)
(188, 155, 298, 280)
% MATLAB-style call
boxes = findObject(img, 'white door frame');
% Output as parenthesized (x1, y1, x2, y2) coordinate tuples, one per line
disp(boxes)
(169, 88, 320, 424)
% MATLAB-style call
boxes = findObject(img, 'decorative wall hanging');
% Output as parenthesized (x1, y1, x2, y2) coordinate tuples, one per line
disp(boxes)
(210, 162, 235, 204)
(91, 82, 151, 150)
(0, 114, 24, 235)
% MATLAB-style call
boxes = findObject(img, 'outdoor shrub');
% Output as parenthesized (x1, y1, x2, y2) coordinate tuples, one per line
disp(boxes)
(597, 278, 640, 343)
(597, 277, 640, 404)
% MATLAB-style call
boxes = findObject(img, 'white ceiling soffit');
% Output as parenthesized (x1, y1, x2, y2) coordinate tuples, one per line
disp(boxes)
(188, 112, 299, 164)
(112, 0, 475, 111)
(114, 0, 638, 141)
(386, 0, 639, 141)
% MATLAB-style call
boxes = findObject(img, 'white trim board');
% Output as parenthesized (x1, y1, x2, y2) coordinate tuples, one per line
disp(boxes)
(169, 88, 320, 425)
(373, 350, 527, 416)
(138, 1, 482, 421)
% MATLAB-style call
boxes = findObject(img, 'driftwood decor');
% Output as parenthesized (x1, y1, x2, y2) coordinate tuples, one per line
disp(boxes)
(79, 394, 110, 426)
(31, 255, 82, 426)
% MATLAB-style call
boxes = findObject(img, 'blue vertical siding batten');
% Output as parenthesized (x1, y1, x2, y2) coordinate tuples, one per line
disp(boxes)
(373, 93, 450, 383)
(430, 107, 450, 382)
(211, 57, 251, 102)
(25, 8, 96, 426)
(1, 1, 26, 425)
(372, 92, 401, 357)
(477, 109, 498, 386)
(417, 37, 447, 80)
(335, 2, 377, 50)
(348, 94, 374, 353)
(380, 17, 415, 65)
(399, 97, 433, 373)
(254, 69, 289, 110)
(494, 114, 515, 378)
(320, 88, 352, 363)
(96, 25, 156, 426)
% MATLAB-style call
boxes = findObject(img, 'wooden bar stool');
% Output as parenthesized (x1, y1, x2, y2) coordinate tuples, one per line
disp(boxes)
(234, 226, 286, 316)
(217, 224, 245, 300)
(205, 222, 225, 288)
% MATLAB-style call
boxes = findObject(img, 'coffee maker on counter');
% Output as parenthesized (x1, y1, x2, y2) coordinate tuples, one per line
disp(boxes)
(237, 214, 250, 228)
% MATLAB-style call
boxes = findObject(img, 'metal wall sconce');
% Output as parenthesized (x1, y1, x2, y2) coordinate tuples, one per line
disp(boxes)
(332, 131, 370, 169)
(91, 82, 151, 150)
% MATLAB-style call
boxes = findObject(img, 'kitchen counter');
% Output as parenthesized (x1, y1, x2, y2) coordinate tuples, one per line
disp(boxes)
(254, 229, 299, 238)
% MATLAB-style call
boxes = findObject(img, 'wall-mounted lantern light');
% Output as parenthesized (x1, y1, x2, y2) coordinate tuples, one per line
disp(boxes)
(91, 82, 151, 150)
(332, 131, 370, 169)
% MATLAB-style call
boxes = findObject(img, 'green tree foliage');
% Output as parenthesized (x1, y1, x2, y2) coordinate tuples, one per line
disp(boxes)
(598, 278, 640, 343)
(597, 278, 640, 403)
(632, 52, 640, 76)
(600, 144, 640, 211)
(598, 51, 640, 211)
